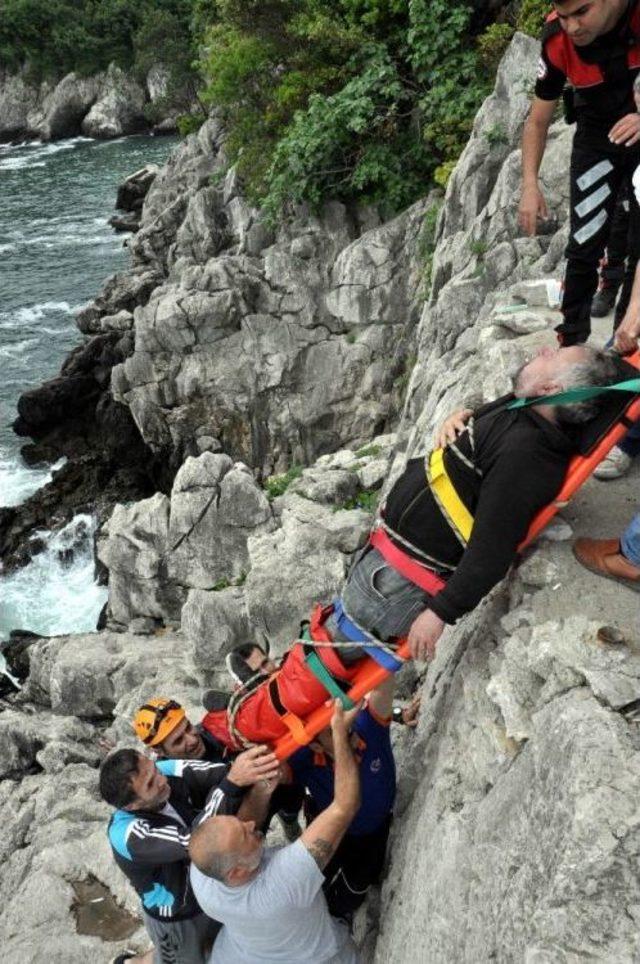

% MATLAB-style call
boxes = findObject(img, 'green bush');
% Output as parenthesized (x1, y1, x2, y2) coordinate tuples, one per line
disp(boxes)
(477, 22, 515, 70)
(517, 0, 549, 38)
(354, 444, 382, 458)
(336, 490, 379, 513)
(264, 464, 303, 500)
(198, 0, 497, 215)
(417, 201, 442, 295)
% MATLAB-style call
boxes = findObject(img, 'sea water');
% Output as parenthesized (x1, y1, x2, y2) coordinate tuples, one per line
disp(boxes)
(0, 134, 177, 643)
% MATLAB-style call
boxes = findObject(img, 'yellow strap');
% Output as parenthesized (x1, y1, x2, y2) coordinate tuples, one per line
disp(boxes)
(428, 448, 475, 544)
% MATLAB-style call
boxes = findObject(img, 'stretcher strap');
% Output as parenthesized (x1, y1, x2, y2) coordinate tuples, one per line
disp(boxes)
(428, 447, 474, 544)
(332, 597, 405, 673)
(304, 650, 355, 710)
(267, 677, 310, 746)
(507, 378, 640, 410)
(369, 526, 447, 596)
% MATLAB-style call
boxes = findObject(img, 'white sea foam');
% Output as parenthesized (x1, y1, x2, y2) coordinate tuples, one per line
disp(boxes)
(0, 157, 46, 171)
(0, 135, 93, 171)
(0, 451, 66, 508)
(0, 302, 79, 330)
(0, 513, 106, 642)
(0, 338, 39, 359)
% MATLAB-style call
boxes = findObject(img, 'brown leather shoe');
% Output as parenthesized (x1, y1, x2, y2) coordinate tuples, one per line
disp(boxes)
(573, 537, 640, 590)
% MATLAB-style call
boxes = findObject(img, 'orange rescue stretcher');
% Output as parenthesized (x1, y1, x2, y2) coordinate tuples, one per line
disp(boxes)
(273, 350, 640, 760)
(206, 351, 640, 761)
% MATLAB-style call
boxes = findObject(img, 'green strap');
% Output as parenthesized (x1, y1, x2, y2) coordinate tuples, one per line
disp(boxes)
(305, 650, 355, 710)
(507, 378, 640, 410)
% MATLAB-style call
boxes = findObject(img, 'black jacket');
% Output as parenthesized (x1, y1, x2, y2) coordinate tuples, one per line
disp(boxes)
(383, 398, 575, 625)
(107, 758, 244, 921)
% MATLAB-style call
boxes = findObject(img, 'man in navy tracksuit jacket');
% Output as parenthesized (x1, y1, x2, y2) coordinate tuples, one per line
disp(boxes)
(100, 747, 279, 964)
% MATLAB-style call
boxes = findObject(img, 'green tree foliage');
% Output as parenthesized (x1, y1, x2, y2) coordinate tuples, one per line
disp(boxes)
(0, 0, 197, 94)
(199, 0, 504, 214)
(517, 0, 550, 38)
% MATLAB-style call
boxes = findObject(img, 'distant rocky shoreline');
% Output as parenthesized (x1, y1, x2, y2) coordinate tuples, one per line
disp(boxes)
(0, 63, 185, 144)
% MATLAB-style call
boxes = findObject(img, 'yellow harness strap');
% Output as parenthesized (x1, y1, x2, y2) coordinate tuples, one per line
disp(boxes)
(428, 448, 475, 545)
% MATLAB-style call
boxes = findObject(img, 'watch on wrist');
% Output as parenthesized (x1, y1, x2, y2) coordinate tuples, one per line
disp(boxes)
(392, 705, 405, 725)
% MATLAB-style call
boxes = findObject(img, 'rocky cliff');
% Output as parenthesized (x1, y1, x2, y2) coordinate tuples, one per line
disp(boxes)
(0, 63, 181, 143)
(2, 32, 640, 963)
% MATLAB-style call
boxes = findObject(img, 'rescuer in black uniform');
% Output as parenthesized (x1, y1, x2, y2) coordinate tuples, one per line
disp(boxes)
(519, 0, 640, 345)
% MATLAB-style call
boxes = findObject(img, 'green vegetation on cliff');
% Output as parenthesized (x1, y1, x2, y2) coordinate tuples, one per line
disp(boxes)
(197, 0, 548, 215)
(1, 0, 550, 213)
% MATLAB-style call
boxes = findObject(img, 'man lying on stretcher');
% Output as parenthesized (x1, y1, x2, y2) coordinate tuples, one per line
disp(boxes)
(203, 345, 628, 750)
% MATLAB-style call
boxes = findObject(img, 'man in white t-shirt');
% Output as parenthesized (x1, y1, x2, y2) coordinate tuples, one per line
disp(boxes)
(189, 701, 361, 963)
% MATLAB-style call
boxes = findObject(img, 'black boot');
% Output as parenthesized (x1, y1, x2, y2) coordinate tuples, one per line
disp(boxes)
(591, 285, 619, 317)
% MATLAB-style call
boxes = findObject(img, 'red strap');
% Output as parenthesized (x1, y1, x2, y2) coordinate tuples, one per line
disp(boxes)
(369, 527, 446, 596)
(309, 604, 333, 642)
(306, 611, 358, 682)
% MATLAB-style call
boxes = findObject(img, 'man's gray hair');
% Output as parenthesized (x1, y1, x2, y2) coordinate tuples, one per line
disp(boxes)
(555, 347, 620, 424)
(200, 848, 262, 883)
(200, 850, 239, 883)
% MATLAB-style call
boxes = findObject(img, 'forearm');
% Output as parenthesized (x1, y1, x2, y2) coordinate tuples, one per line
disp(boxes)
(332, 732, 360, 815)
(521, 116, 549, 187)
(625, 263, 640, 323)
(237, 783, 273, 826)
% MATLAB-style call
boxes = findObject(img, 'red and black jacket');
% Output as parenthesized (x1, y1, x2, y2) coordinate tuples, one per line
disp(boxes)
(536, 1, 640, 128)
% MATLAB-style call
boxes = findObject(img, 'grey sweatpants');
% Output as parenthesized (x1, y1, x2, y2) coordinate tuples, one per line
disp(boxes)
(142, 910, 220, 964)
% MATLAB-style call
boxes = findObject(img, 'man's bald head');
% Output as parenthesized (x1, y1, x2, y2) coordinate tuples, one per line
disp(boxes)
(189, 815, 264, 886)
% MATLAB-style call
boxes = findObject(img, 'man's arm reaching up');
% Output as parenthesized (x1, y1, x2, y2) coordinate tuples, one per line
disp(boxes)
(301, 701, 361, 870)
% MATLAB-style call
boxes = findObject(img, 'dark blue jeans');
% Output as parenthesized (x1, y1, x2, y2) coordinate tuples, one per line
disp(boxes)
(621, 513, 640, 566)
(619, 418, 640, 457)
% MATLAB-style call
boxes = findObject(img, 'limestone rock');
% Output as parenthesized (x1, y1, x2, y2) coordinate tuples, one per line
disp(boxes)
(245, 494, 371, 651)
(167, 454, 272, 590)
(32, 73, 101, 141)
(112, 182, 428, 473)
(115, 165, 159, 213)
(81, 66, 147, 139)
(97, 493, 181, 626)
(0, 763, 148, 962)
(182, 586, 251, 675)
(25, 630, 189, 717)
(99, 454, 272, 626)
(0, 68, 45, 142)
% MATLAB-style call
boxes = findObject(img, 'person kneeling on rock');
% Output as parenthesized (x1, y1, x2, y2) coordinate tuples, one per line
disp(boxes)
(201, 345, 622, 751)
(100, 742, 280, 964)
(132, 696, 304, 843)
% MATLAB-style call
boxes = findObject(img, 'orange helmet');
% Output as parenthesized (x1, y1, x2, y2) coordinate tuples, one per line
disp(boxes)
(133, 698, 185, 747)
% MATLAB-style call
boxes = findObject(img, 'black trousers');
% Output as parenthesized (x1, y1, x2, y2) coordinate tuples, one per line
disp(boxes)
(305, 797, 392, 919)
(559, 129, 640, 345)
(600, 185, 629, 287)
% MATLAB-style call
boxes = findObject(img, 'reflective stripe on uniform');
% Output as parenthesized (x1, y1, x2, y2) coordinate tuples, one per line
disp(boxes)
(575, 182, 611, 219)
(576, 159, 614, 192)
(574, 207, 608, 245)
